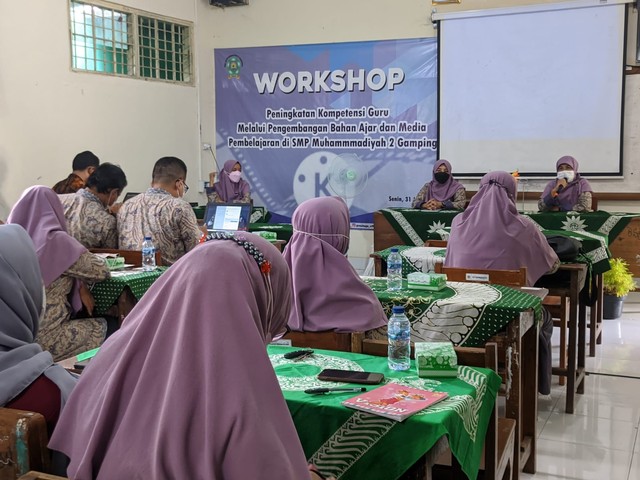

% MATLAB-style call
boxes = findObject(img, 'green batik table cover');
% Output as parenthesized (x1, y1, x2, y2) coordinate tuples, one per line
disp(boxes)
(376, 246, 447, 276)
(91, 267, 166, 315)
(268, 345, 501, 480)
(249, 223, 293, 242)
(379, 208, 639, 248)
(363, 277, 542, 346)
(375, 230, 611, 275)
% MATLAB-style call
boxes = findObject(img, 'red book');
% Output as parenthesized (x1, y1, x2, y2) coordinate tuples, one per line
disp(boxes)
(341, 383, 448, 422)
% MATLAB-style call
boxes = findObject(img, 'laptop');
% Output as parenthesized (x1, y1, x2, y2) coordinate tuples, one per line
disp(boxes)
(123, 192, 140, 202)
(204, 202, 251, 232)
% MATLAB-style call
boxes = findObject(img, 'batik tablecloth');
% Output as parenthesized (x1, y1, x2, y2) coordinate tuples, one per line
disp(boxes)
(269, 345, 501, 480)
(378, 208, 639, 248)
(362, 277, 542, 346)
(91, 267, 166, 315)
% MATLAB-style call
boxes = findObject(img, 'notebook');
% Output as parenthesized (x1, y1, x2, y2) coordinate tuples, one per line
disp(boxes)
(204, 202, 251, 232)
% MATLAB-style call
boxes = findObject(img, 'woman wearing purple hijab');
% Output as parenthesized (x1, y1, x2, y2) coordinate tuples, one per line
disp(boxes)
(284, 197, 387, 333)
(445, 171, 559, 394)
(7, 186, 110, 362)
(49, 233, 322, 480)
(539, 156, 593, 212)
(412, 159, 466, 210)
(207, 159, 252, 203)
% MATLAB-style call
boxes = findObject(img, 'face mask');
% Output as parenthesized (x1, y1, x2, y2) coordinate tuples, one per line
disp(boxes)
(557, 170, 575, 183)
(434, 172, 450, 184)
(228, 171, 242, 183)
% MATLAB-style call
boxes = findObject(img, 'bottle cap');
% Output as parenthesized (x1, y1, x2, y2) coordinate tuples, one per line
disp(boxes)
(392, 305, 405, 314)
(144, 236, 151, 240)
(390, 247, 399, 253)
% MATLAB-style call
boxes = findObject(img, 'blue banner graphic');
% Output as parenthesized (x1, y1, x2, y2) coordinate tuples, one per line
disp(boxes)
(215, 38, 438, 224)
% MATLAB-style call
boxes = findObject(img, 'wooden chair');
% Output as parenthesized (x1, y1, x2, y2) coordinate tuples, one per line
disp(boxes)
(424, 240, 448, 247)
(433, 264, 538, 476)
(360, 340, 515, 480)
(89, 248, 163, 267)
(18, 473, 68, 480)
(283, 331, 364, 353)
(0, 408, 50, 479)
(434, 264, 527, 288)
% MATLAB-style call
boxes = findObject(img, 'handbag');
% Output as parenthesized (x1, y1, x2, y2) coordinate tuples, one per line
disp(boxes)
(544, 235, 582, 262)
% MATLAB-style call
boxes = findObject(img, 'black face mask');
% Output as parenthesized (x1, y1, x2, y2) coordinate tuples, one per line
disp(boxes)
(434, 172, 450, 184)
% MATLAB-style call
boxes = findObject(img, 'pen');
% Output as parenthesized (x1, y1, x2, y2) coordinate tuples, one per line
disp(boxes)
(304, 387, 367, 395)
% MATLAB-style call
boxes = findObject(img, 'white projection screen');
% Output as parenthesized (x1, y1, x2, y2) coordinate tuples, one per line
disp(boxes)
(438, 2, 626, 176)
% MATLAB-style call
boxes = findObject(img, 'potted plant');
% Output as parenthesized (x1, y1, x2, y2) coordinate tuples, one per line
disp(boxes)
(602, 258, 636, 319)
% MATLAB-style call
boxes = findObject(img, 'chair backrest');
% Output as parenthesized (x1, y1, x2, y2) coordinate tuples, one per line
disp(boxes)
(283, 331, 364, 353)
(590, 194, 598, 212)
(424, 240, 448, 248)
(18, 472, 68, 480)
(89, 248, 163, 267)
(0, 408, 50, 479)
(435, 263, 527, 288)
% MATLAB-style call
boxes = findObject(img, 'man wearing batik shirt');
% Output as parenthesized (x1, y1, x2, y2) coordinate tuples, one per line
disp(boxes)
(59, 163, 127, 249)
(117, 156, 203, 266)
(52, 151, 101, 194)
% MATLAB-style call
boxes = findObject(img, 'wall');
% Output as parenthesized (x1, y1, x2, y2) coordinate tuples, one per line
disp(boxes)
(0, 0, 200, 219)
(2, 0, 639, 262)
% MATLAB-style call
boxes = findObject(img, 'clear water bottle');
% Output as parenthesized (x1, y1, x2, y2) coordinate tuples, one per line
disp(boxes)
(387, 247, 403, 291)
(388, 305, 411, 371)
(141, 236, 156, 271)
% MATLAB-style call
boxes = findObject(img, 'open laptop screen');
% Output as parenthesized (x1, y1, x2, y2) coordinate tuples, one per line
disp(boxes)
(204, 203, 251, 232)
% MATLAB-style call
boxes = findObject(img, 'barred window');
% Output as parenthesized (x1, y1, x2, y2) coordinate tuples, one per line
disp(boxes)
(69, 1, 192, 84)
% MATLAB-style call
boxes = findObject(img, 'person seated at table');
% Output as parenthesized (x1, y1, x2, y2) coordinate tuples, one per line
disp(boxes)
(284, 196, 387, 333)
(207, 159, 252, 204)
(49, 233, 329, 480)
(59, 163, 128, 249)
(117, 156, 203, 266)
(0, 224, 77, 435)
(411, 159, 466, 210)
(445, 171, 560, 395)
(538, 155, 593, 212)
(52, 150, 100, 194)
(7, 186, 111, 362)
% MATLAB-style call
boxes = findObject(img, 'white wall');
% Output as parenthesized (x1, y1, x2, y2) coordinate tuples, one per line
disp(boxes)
(0, 0, 199, 218)
(2, 0, 639, 260)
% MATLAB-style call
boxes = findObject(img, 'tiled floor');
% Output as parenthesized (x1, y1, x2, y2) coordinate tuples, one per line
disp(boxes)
(521, 293, 640, 480)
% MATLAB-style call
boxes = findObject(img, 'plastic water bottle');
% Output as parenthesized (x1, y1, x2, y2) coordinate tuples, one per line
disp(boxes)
(141, 236, 156, 271)
(387, 247, 403, 291)
(388, 305, 411, 371)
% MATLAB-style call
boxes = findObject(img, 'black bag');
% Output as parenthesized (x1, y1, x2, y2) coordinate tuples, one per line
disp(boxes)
(544, 235, 582, 262)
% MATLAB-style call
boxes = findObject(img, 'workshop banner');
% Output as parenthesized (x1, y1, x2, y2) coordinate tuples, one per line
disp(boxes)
(214, 38, 438, 225)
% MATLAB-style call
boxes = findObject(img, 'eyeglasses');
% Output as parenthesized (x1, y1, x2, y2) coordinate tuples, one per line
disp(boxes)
(180, 180, 189, 193)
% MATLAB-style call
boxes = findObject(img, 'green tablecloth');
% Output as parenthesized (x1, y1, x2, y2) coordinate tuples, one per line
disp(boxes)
(375, 230, 611, 275)
(363, 277, 542, 347)
(269, 345, 501, 480)
(379, 208, 639, 248)
(249, 223, 293, 242)
(91, 267, 166, 315)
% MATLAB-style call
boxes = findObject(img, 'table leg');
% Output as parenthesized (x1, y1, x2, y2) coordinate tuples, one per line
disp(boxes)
(577, 297, 587, 395)
(521, 315, 538, 474)
(565, 271, 579, 414)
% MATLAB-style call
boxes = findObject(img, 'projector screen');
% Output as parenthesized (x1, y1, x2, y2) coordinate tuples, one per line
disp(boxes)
(438, 3, 626, 176)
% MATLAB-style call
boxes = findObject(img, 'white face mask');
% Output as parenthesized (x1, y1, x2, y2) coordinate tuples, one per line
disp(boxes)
(228, 171, 242, 183)
(557, 170, 575, 183)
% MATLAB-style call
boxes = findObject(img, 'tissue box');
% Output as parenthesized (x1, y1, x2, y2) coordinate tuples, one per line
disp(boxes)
(407, 272, 447, 291)
(415, 341, 458, 377)
(105, 256, 125, 270)
(253, 230, 277, 241)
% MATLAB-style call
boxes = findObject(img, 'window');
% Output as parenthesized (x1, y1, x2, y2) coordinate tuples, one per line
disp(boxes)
(69, 1, 192, 84)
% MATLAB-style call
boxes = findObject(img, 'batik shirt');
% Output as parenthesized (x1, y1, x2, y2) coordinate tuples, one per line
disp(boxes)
(412, 184, 467, 210)
(52, 173, 85, 194)
(37, 252, 110, 362)
(117, 188, 201, 265)
(59, 189, 117, 248)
